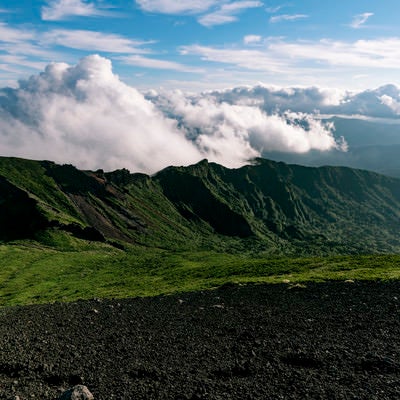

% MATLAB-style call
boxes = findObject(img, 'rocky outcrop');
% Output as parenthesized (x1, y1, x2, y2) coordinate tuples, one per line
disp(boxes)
(59, 385, 94, 400)
(0, 176, 49, 240)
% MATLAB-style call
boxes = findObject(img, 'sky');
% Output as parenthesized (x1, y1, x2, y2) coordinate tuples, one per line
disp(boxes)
(1, 1, 400, 174)
(0, 0, 400, 90)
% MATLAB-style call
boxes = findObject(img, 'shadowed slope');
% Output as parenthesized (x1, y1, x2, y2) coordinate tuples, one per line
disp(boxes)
(1, 156, 400, 253)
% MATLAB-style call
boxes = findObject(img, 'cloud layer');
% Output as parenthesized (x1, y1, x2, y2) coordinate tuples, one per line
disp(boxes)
(0, 56, 346, 173)
(191, 84, 400, 119)
(146, 90, 343, 163)
(0, 55, 201, 172)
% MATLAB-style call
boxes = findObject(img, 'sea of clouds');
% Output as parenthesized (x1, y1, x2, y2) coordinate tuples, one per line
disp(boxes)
(1, 55, 400, 173)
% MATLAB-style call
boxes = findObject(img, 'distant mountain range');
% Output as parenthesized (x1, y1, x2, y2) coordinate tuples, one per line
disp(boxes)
(1, 156, 400, 255)
(148, 84, 400, 178)
(263, 116, 400, 178)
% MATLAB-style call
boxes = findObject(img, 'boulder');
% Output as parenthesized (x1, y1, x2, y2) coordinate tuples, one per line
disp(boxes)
(59, 385, 94, 400)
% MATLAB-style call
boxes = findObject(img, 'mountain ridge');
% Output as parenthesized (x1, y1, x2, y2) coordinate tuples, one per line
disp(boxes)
(1, 156, 400, 255)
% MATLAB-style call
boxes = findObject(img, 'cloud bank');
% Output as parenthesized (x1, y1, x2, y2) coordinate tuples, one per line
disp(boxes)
(201, 84, 400, 119)
(0, 56, 346, 173)
(0, 55, 201, 173)
(146, 90, 342, 161)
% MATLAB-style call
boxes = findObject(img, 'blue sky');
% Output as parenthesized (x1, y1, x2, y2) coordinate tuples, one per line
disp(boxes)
(0, 0, 399, 90)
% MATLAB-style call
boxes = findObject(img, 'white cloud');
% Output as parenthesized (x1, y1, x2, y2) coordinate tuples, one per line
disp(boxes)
(0, 23, 58, 75)
(269, 14, 308, 23)
(198, 13, 236, 26)
(147, 89, 344, 164)
(119, 55, 204, 73)
(265, 5, 285, 13)
(269, 38, 400, 69)
(135, 0, 220, 14)
(0, 55, 202, 173)
(350, 12, 373, 29)
(42, 30, 151, 54)
(136, 0, 263, 26)
(243, 35, 262, 44)
(0, 55, 47, 71)
(0, 22, 169, 83)
(0, 22, 36, 44)
(180, 44, 286, 72)
(41, 0, 113, 20)
(206, 85, 347, 112)
(181, 37, 400, 78)
(0, 56, 347, 174)
(198, 1, 263, 27)
(380, 94, 400, 115)
(204, 83, 400, 119)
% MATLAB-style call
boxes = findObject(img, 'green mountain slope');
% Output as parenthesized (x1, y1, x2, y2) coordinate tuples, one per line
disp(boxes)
(1, 156, 400, 254)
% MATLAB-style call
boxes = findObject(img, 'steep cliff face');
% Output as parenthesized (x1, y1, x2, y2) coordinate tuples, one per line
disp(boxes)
(155, 158, 400, 252)
(1, 156, 400, 254)
(155, 166, 253, 238)
(0, 175, 48, 240)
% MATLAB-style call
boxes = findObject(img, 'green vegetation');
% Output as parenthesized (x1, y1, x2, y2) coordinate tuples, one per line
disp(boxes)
(2, 156, 400, 253)
(0, 157, 84, 226)
(1, 156, 400, 307)
(1, 235, 399, 307)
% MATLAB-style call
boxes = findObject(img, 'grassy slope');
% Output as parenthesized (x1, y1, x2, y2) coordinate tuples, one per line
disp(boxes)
(155, 158, 400, 253)
(0, 157, 84, 225)
(2, 156, 400, 253)
(1, 157, 400, 307)
(1, 234, 399, 307)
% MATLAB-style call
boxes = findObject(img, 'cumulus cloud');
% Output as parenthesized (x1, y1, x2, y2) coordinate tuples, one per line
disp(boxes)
(201, 84, 400, 119)
(337, 84, 400, 118)
(380, 94, 400, 115)
(0, 56, 346, 173)
(146, 90, 345, 164)
(205, 85, 347, 113)
(0, 55, 202, 173)
(5, 56, 400, 176)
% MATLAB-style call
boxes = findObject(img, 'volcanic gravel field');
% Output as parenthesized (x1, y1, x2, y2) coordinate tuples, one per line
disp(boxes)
(1, 281, 399, 399)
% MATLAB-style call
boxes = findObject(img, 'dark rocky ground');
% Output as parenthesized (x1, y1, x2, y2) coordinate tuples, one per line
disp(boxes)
(0, 281, 399, 399)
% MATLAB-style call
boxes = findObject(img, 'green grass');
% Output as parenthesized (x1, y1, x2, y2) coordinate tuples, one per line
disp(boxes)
(0, 157, 84, 225)
(1, 236, 400, 307)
